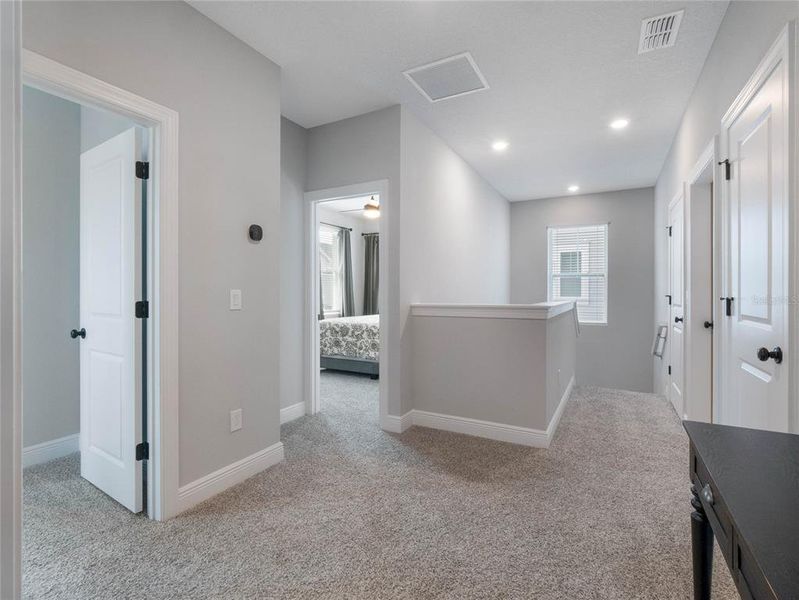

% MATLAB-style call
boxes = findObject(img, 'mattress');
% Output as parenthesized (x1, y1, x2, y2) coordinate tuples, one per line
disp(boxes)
(320, 314, 380, 361)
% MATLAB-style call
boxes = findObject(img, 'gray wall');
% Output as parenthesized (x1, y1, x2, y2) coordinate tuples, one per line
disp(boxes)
(23, 1, 283, 486)
(411, 311, 575, 431)
(510, 188, 655, 392)
(80, 105, 135, 153)
(22, 86, 81, 447)
(280, 118, 307, 411)
(653, 2, 799, 395)
(306, 106, 404, 415)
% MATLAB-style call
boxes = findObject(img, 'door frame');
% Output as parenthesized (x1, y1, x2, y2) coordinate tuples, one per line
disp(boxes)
(718, 23, 797, 432)
(304, 180, 390, 429)
(21, 51, 180, 518)
(667, 189, 685, 417)
(684, 139, 718, 423)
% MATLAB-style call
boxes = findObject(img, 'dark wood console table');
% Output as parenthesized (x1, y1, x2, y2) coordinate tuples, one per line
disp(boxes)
(684, 421, 799, 599)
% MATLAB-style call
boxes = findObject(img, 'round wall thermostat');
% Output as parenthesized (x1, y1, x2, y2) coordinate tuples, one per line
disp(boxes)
(248, 224, 263, 242)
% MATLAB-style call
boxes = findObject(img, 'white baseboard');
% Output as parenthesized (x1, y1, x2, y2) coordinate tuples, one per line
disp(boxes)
(23, 434, 79, 467)
(280, 401, 306, 424)
(546, 374, 575, 441)
(381, 411, 412, 433)
(177, 441, 284, 513)
(406, 375, 575, 448)
(411, 410, 551, 447)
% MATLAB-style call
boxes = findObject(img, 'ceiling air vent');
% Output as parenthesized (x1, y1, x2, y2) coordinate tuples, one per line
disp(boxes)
(403, 52, 489, 103)
(638, 10, 684, 54)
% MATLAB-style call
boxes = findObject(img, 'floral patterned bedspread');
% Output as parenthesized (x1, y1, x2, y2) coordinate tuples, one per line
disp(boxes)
(320, 315, 380, 361)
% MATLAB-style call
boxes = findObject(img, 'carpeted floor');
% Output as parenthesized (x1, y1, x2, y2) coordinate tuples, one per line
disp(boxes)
(23, 372, 737, 599)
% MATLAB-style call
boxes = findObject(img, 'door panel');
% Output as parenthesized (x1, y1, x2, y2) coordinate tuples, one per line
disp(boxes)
(80, 127, 142, 512)
(669, 195, 685, 417)
(722, 58, 788, 432)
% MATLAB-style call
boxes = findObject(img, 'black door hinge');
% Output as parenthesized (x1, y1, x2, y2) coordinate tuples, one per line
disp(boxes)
(665, 294, 672, 305)
(718, 159, 731, 181)
(135, 161, 150, 180)
(135, 300, 149, 319)
(720, 296, 734, 317)
(668, 226, 672, 237)
(136, 442, 149, 461)
(668, 366, 672, 375)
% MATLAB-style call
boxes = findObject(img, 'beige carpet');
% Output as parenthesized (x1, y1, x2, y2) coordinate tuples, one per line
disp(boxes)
(23, 373, 737, 599)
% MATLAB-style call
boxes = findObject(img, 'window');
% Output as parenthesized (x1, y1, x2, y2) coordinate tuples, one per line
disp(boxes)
(319, 224, 341, 317)
(548, 224, 608, 324)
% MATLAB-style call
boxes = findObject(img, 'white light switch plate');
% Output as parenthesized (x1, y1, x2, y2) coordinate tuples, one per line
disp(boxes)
(229, 289, 242, 310)
(230, 409, 242, 432)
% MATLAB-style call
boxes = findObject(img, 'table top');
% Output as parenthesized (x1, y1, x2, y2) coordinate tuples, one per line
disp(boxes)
(684, 421, 799, 598)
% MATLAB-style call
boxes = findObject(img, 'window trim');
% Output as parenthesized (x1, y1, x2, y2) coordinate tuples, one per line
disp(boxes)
(546, 223, 609, 325)
(319, 223, 343, 316)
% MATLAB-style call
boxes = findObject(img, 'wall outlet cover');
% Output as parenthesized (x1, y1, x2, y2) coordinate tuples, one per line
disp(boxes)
(230, 408, 243, 432)
(229, 289, 242, 311)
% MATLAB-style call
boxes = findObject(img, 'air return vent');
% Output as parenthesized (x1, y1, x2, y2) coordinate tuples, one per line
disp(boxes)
(638, 10, 684, 54)
(403, 52, 489, 103)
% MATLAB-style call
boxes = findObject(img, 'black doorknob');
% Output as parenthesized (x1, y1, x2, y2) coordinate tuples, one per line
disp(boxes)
(70, 328, 86, 339)
(703, 321, 713, 329)
(757, 346, 782, 364)
(674, 316, 684, 323)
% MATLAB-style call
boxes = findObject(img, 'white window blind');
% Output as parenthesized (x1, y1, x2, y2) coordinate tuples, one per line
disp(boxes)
(319, 224, 342, 316)
(548, 224, 608, 324)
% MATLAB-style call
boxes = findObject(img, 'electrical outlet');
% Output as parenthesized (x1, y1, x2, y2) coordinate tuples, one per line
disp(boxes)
(230, 289, 242, 310)
(230, 409, 242, 432)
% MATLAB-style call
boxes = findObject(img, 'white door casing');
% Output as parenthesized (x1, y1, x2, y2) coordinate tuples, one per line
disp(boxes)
(668, 193, 685, 418)
(79, 127, 142, 512)
(720, 38, 790, 433)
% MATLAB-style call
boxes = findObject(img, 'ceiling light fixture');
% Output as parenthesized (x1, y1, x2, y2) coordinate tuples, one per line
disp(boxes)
(568, 185, 580, 193)
(492, 140, 509, 152)
(610, 118, 629, 130)
(363, 196, 380, 220)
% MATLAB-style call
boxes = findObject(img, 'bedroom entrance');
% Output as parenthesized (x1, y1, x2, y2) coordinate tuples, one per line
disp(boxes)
(305, 181, 389, 424)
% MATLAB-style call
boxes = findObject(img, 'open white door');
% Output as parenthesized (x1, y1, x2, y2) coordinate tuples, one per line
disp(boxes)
(720, 48, 789, 433)
(668, 193, 685, 418)
(79, 127, 142, 512)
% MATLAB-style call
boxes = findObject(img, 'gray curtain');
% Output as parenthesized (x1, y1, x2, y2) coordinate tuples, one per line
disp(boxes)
(363, 233, 379, 315)
(339, 229, 355, 317)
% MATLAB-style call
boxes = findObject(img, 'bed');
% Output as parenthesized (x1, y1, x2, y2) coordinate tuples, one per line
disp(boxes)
(320, 314, 380, 378)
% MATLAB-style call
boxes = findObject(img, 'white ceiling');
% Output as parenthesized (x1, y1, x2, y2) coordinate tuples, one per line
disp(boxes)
(191, 1, 728, 201)
(320, 195, 378, 215)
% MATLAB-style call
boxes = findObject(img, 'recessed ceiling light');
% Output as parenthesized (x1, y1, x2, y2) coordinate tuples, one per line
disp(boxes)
(610, 118, 629, 130)
(568, 185, 580, 193)
(492, 140, 509, 152)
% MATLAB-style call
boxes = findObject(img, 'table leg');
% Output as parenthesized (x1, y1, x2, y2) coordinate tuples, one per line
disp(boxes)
(691, 484, 713, 600)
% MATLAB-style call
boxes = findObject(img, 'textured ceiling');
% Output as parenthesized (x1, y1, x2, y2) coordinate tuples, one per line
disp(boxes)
(191, 1, 728, 200)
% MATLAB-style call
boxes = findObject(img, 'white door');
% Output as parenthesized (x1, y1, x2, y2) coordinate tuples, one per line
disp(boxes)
(720, 52, 788, 432)
(79, 127, 142, 512)
(668, 194, 685, 418)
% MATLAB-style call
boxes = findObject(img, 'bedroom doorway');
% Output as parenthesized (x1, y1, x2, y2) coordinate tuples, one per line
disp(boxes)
(305, 181, 389, 426)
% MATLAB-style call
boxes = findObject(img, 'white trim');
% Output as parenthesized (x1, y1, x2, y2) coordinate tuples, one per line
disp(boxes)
(381, 411, 412, 433)
(280, 402, 306, 425)
(304, 180, 391, 430)
(22, 434, 79, 468)
(410, 301, 574, 320)
(683, 139, 717, 424)
(177, 443, 284, 514)
(21, 51, 180, 520)
(0, 3, 22, 597)
(408, 375, 575, 448)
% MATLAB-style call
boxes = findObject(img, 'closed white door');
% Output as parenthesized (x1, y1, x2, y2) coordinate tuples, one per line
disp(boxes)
(668, 194, 685, 418)
(79, 127, 142, 512)
(721, 51, 788, 432)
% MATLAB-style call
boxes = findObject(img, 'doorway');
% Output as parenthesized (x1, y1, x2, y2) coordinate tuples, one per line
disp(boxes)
(21, 85, 151, 510)
(305, 181, 389, 426)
